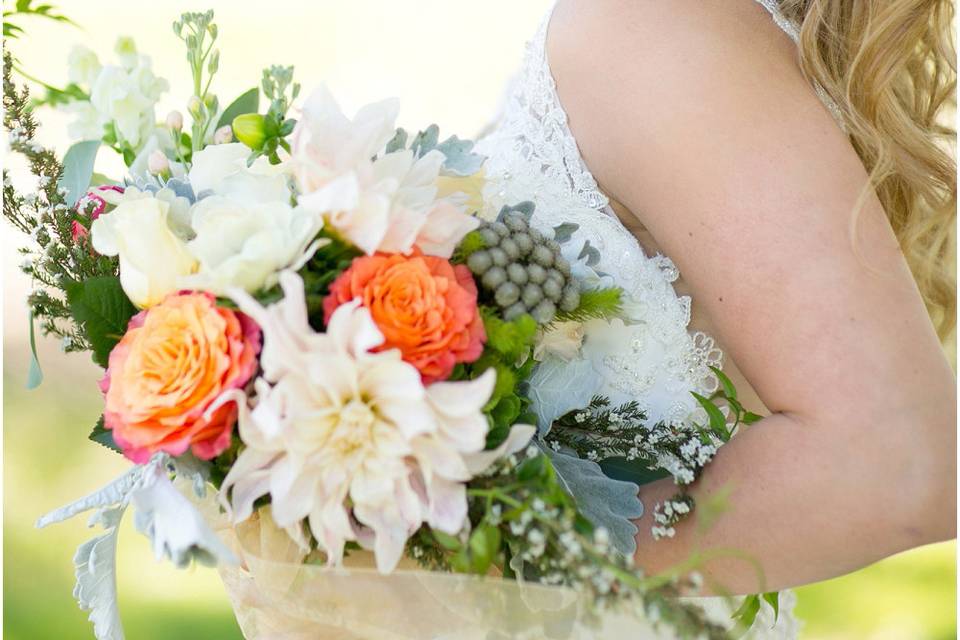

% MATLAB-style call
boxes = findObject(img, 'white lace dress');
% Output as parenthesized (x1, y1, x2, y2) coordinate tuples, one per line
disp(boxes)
(472, 1, 846, 637)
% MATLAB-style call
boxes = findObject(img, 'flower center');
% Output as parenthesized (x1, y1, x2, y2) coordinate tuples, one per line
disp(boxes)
(333, 399, 377, 456)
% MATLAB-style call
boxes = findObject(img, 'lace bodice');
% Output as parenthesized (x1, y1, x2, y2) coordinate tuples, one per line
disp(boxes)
(473, 2, 825, 638)
(475, 9, 722, 431)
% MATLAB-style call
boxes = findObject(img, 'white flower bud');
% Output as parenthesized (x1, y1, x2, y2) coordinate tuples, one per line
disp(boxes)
(147, 150, 170, 175)
(213, 125, 233, 145)
(187, 96, 204, 118)
(165, 110, 183, 131)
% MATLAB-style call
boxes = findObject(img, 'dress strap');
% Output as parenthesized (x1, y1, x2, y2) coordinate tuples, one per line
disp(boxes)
(752, 0, 848, 132)
(753, 0, 801, 42)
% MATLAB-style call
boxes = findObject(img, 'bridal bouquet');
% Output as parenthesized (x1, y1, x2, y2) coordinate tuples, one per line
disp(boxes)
(6, 9, 772, 640)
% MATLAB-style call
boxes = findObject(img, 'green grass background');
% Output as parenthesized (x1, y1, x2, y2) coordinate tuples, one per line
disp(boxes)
(3, 342, 954, 640)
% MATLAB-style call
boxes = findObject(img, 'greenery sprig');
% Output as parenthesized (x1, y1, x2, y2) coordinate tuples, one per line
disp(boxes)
(406, 445, 730, 639)
(3, 52, 120, 352)
(173, 10, 221, 154)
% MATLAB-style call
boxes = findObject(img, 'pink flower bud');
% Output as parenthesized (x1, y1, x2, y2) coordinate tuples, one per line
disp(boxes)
(213, 125, 233, 145)
(147, 150, 170, 175)
(166, 110, 184, 131)
(71, 221, 89, 243)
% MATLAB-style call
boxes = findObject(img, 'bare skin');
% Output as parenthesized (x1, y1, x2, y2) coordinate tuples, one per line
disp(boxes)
(546, 0, 957, 595)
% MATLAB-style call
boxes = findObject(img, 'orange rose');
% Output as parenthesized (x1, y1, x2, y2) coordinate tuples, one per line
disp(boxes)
(323, 251, 485, 383)
(100, 291, 261, 463)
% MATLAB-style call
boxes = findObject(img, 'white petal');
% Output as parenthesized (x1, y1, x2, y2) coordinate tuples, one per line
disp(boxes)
(463, 424, 537, 476)
(426, 477, 468, 535)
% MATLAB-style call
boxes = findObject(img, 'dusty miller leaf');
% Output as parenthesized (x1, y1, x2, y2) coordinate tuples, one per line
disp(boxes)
(546, 445, 644, 556)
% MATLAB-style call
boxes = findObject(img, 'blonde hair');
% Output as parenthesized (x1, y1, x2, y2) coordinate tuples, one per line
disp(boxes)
(779, 0, 957, 345)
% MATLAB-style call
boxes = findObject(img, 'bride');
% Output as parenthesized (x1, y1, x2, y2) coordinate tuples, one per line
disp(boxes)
(476, 0, 957, 633)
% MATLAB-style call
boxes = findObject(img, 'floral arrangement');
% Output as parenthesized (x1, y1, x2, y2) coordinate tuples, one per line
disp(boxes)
(5, 9, 778, 640)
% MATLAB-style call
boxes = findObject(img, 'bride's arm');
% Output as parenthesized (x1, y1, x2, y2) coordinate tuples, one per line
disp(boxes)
(548, 0, 956, 593)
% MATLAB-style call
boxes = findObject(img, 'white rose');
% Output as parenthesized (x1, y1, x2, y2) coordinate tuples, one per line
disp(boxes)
(67, 46, 101, 86)
(98, 186, 193, 239)
(188, 143, 291, 204)
(91, 197, 197, 308)
(179, 196, 324, 295)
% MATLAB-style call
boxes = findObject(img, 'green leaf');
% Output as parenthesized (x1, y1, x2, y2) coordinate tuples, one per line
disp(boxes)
(453, 230, 486, 261)
(554, 287, 621, 323)
(762, 591, 780, 623)
(731, 594, 761, 634)
(692, 392, 730, 441)
(58, 140, 100, 207)
(481, 311, 537, 363)
(65, 276, 137, 369)
(490, 395, 521, 429)
(468, 523, 500, 574)
(598, 456, 671, 486)
(26, 310, 42, 389)
(742, 411, 763, 425)
(217, 88, 259, 129)
(710, 365, 737, 401)
(88, 416, 122, 454)
(431, 530, 461, 551)
(517, 454, 547, 482)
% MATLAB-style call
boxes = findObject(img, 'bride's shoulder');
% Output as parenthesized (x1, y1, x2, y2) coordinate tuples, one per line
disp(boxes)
(544, 0, 853, 222)
(547, 0, 800, 92)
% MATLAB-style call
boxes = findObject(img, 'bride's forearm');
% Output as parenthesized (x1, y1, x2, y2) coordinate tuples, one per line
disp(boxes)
(632, 411, 956, 596)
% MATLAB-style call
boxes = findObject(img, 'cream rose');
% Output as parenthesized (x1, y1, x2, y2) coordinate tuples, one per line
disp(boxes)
(179, 195, 324, 295)
(91, 196, 197, 308)
(188, 142, 291, 204)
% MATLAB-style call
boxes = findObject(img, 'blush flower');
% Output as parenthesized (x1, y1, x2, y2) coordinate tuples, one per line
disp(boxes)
(323, 251, 485, 383)
(101, 292, 261, 463)
(291, 86, 478, 257)
(219, 271, 534, 574)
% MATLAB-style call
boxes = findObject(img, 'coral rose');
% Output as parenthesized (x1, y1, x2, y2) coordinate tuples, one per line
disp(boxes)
(100, 291, 261, 463)
(323, 251, 485, 383)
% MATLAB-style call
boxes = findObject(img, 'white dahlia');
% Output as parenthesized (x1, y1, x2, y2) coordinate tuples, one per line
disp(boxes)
(219, 271, 530, 573)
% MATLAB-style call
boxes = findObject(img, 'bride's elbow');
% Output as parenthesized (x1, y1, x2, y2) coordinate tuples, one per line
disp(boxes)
(875, 408, 956, 548)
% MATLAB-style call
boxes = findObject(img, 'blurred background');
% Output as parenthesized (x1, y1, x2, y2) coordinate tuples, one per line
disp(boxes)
(2, 1, 955, 639)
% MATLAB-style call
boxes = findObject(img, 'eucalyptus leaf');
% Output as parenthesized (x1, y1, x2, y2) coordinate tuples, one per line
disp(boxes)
(553, 223, 579, 243)
(577, 240, 601, 267)
(384, 128, 408, 154)
(434, 135, 485, 176)
(410, 125, 439, 158)
(216, 88, 259, 129)
(26, 310, 42, 389)
(58, 140, 100, 207)
(546, 446, 643, 556)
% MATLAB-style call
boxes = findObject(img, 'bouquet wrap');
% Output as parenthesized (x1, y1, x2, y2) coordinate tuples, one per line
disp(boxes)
(217, 510, 666, 640)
